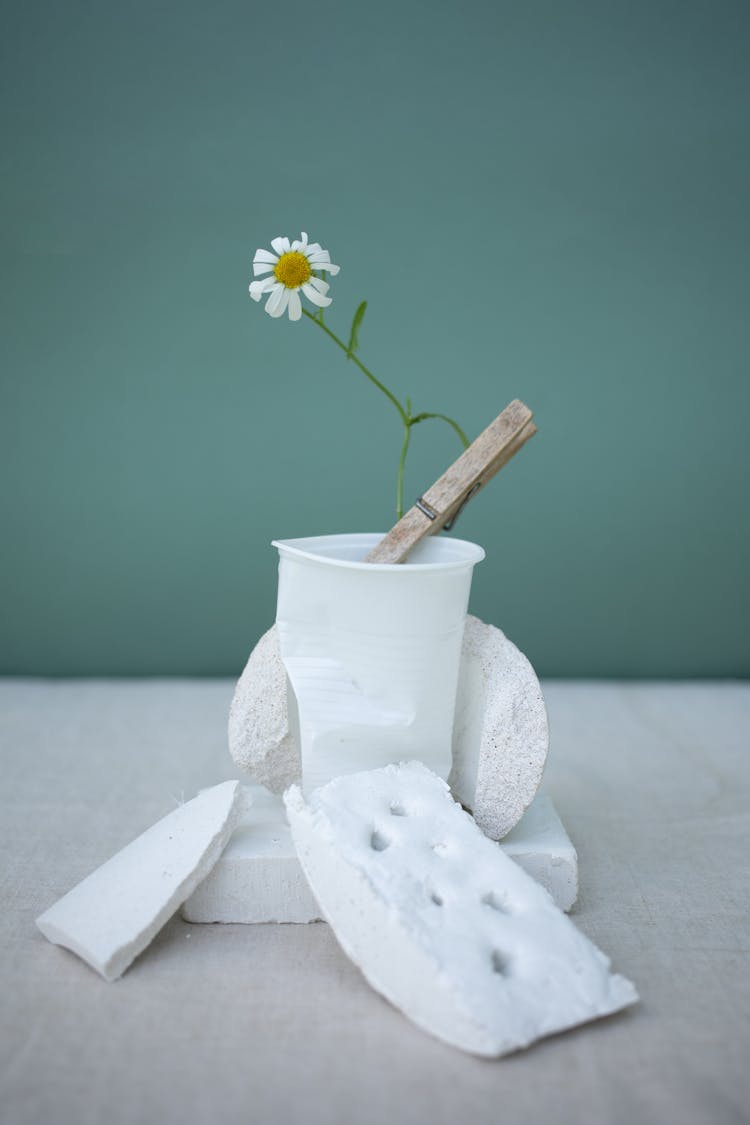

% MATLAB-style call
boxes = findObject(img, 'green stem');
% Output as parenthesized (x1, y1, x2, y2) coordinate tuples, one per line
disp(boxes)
(396, 420, 411, 520)
(302, 308, 408, 427)
(409, 412, 470, 449)
(302, 308, 469, 520)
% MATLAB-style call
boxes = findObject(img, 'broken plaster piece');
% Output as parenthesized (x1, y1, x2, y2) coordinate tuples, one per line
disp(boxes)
(36, 780, 241, 981)
(228, 625, 299, 793)
(449, 615, 548, 839)
(229, 616, 549, 839)
(285, 762, 637, 1058)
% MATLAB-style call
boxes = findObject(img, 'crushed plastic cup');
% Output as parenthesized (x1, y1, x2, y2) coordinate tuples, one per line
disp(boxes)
(272, 533, 485, 793)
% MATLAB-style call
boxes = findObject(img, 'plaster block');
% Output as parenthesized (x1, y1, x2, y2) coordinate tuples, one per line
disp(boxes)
(37, 781, 241, 980)
(285, 762, 636, 1057)
(182, 785, 577, 923)
(228, 625, 299, 793)
(449, 615, 548, 839)
(182, 785, 322, 924)
(500, 792, 578, 913)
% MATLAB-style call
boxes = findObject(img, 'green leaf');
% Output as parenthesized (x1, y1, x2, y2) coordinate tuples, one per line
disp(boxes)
(346, 300, 368, 358)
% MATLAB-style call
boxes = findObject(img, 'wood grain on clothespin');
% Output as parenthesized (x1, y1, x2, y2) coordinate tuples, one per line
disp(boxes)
(364, 399, 537, 564)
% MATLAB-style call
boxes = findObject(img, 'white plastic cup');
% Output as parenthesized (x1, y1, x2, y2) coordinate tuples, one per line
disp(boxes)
(272, 532, 485, 793)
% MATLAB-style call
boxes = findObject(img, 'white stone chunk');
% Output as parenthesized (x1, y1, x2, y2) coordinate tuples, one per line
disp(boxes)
(285, 762, 637, 1058)
(228, 625, 300, 793)
(182, 785, 322, 924)
(183, 785, 576, 923)
(36, 780, 241, 981)
(449, 615, 548, 839)
(229, 616, 549, 839)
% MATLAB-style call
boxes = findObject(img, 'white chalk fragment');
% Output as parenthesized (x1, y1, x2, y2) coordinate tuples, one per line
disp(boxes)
(285, 762, 637, 1058)
(183, 785, 576, 922)
(36, 780, 241, 981)
(229, 616, 549, 839)
(182, 785, 322, 924)
(229, 625, 299, 793)
(449, 615, 548, 839)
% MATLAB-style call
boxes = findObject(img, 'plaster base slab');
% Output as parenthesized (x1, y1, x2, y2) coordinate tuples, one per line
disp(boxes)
(182, 785, 323, 923)
(182, 786, 577, 924)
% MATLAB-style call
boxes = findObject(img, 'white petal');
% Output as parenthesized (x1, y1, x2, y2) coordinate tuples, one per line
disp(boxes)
(252, 262, 274, 276)
(250, 277, 277, 301)
(251, 277, 278, 297)
(305, 242, 322, 255)
(261, 283, 283, 312)
(310, 264, 340, 278)
(291, 231, 309, 251)
(271, 236, 291, 255)
(287, 290, 302, 320)
(302, 282, 332, 308)
(266, 285, 291, 318)
(254, 248, 278, 265)
(249, 277, 276, 300)
(308, 276, 330, 294)
(307, 251, 340, 276)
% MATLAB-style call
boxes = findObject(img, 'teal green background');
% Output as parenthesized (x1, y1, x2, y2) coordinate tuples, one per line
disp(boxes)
(1, 1, 748, 677)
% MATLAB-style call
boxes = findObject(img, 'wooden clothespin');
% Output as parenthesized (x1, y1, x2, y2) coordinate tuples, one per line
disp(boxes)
(365, 399, 537, 564)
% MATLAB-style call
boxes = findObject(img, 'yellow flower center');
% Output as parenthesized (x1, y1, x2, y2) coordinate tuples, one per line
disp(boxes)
(274, 251, 311, 289)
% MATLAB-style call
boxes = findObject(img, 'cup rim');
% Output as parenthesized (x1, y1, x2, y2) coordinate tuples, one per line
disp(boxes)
(272, 532, 485, 572)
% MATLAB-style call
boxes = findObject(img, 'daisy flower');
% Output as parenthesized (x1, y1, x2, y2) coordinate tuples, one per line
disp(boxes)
(249, 232, 340, 321)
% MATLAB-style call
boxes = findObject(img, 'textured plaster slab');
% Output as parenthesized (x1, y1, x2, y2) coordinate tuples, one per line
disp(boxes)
(36, 780, 241, 980)
(183, 785, 577, 923)
(229, 615, 549, 838)
(285, 762, 637, 1058)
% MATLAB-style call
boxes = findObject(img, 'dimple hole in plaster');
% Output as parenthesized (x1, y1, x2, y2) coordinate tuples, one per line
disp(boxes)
(482, 891, 511, 914)
(491, 950, 511, 976)
(389, 803, 407, 817)
(430, 891, 444, 906)
(432, 842, 450, 857)
(370, 830, 390, 852)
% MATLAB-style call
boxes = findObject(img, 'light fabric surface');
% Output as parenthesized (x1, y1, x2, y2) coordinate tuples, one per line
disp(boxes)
(1, 680, 748, 1125)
